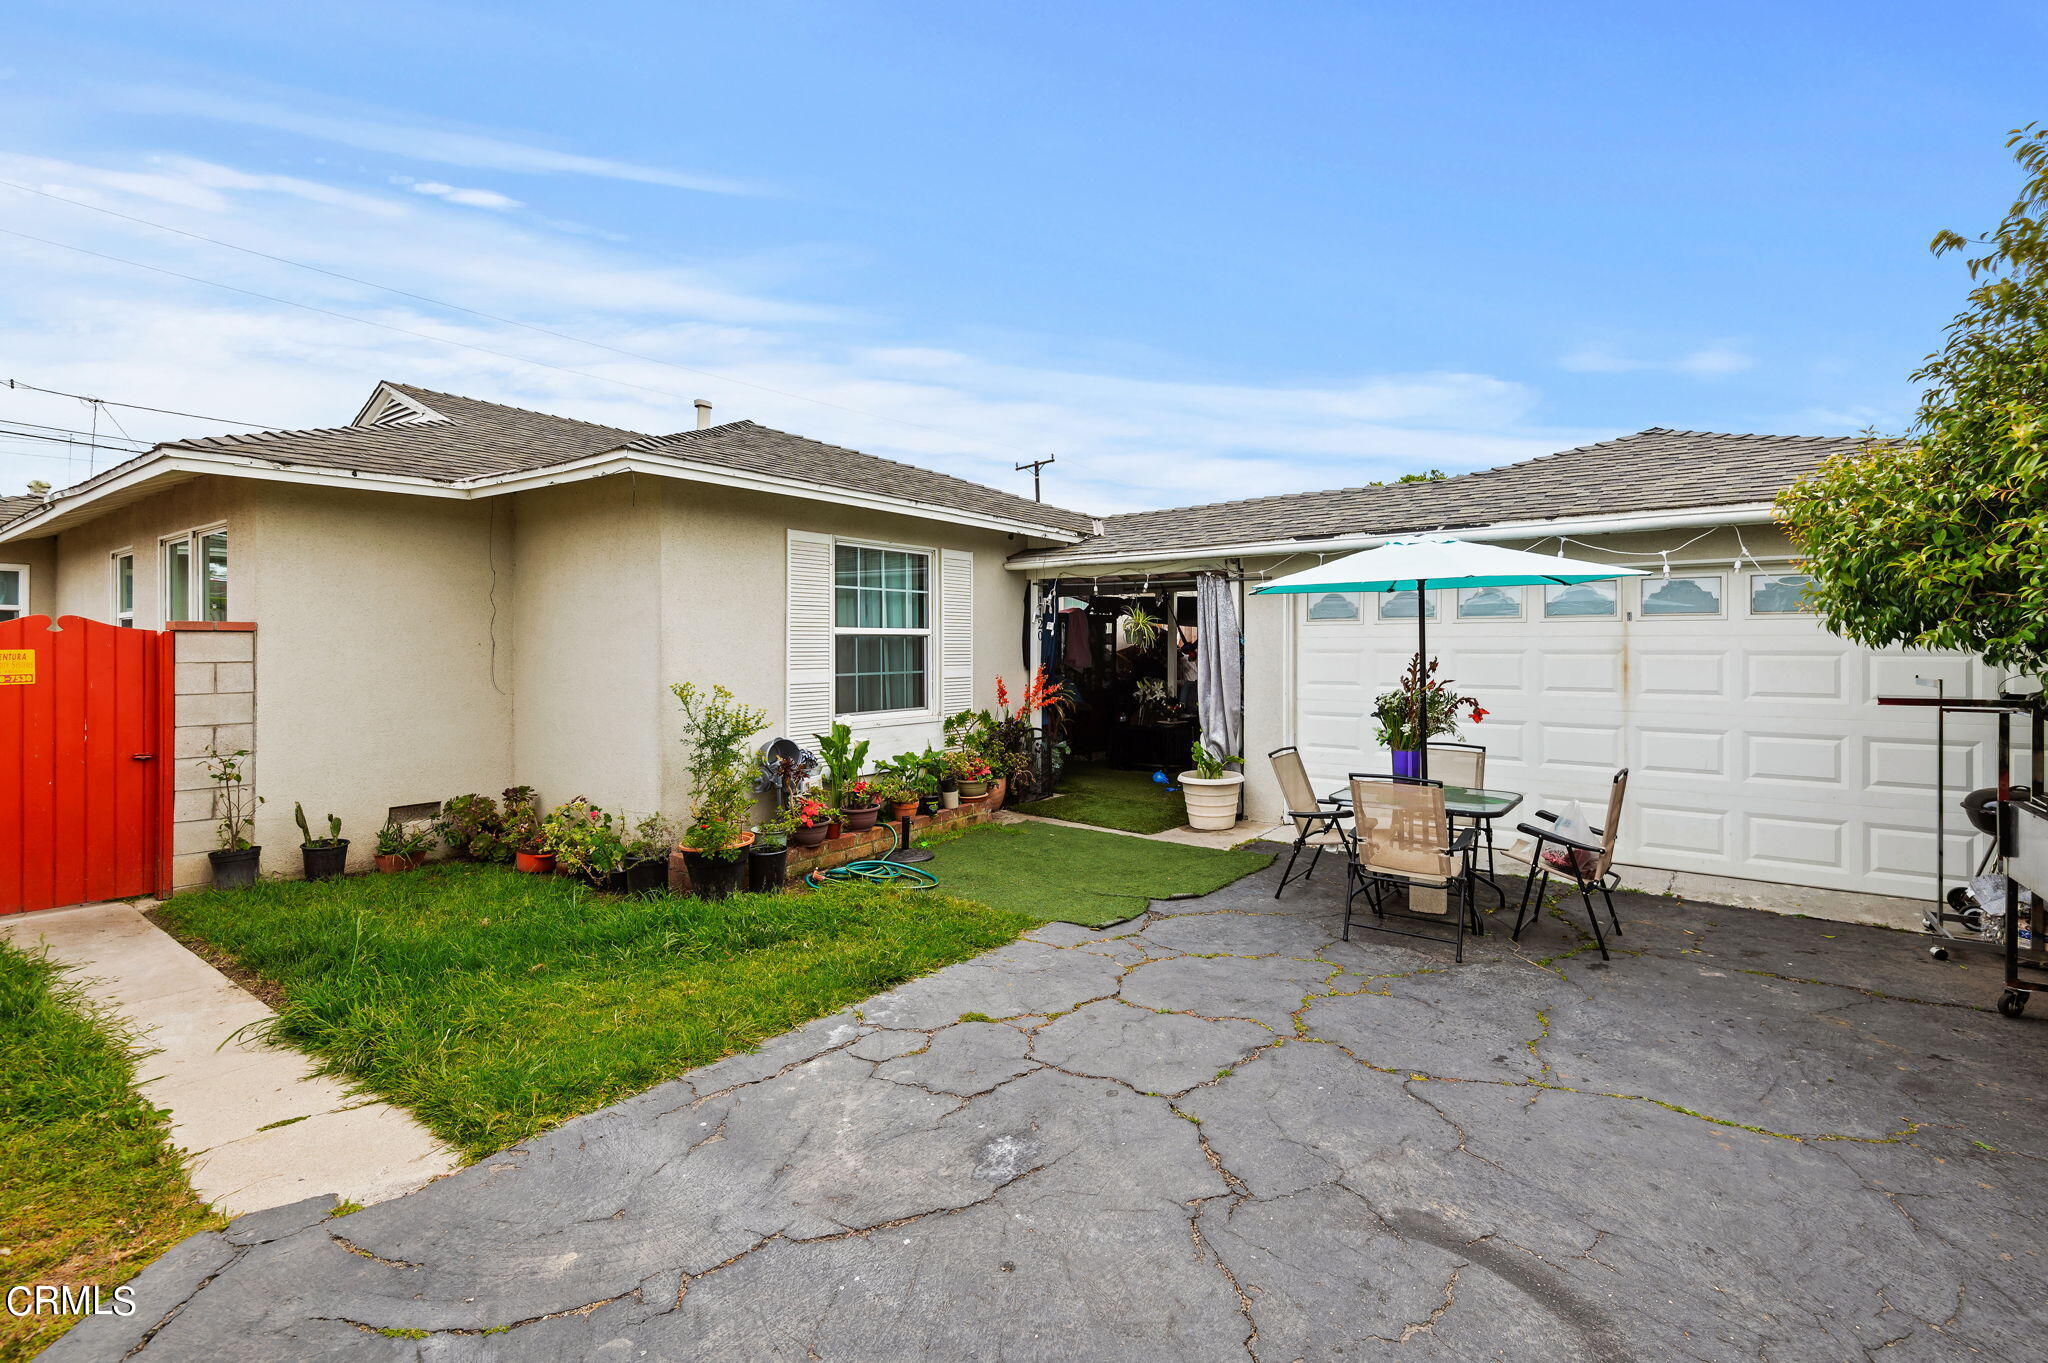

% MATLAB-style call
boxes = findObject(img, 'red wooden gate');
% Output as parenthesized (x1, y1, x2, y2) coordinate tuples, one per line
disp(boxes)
(0, 615, 167, 914)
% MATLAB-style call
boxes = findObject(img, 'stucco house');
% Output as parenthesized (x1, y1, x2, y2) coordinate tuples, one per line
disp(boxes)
(2, 386, 1972, 920)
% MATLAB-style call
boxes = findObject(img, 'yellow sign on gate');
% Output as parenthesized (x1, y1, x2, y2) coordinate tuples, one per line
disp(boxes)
(0, 649, 34, 686)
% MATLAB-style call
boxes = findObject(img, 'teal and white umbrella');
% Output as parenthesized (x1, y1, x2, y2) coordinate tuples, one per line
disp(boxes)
(1252, 538, 1645, 780)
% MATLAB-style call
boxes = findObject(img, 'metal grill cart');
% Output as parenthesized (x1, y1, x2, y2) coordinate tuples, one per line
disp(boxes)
(1877, 688, 2047, 1017)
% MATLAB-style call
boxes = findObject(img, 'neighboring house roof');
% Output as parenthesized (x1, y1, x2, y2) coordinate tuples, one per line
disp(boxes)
(0, 382, 1094, 542)
(0, 494, 41, 526)
(1011, 427, 1875, 564)
(624, 424, 1097, 537)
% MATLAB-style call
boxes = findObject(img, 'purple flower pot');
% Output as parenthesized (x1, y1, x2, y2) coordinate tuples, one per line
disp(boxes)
(1391, 750, 1423, 780)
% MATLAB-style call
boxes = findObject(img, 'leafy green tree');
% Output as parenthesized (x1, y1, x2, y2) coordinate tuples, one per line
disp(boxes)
(1777, 125, 2048, 680)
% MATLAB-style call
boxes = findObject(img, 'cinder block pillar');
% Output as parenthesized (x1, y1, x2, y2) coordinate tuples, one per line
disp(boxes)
(166, 623, 257, 892)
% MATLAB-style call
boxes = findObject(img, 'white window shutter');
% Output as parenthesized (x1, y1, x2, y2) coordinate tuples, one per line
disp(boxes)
(941, 548, 974, 716)
(787, 531, 836, 742)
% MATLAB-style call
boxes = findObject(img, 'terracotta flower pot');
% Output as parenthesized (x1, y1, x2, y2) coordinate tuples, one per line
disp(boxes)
(515, 850, 556, 874)
(889, 800, 920, 821)
(375, 852, 426, 874)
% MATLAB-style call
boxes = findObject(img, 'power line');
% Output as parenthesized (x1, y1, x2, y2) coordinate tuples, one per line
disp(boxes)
(0, 417, 150, 447)
(0, 180, 1049, 457)
(0, 428, 141, 457)
(2, 378, 284, 429)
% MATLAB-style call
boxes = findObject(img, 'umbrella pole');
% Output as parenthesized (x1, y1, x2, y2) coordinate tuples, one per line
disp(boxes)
(1415, 578, 1428, 782)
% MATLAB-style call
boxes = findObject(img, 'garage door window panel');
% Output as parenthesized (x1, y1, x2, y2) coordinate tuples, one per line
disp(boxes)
(1306, 592, 1360, 622)
(1457, 586, 1523, 619)
(1750, 573, 1816, 614)
(1543, 582, 1617, 618)
(1642, 575, 1724, 617)
(1378, 589, 1436, 620)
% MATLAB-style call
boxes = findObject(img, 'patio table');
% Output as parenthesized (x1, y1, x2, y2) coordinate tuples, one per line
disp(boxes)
(1325, 783, 1525, 905)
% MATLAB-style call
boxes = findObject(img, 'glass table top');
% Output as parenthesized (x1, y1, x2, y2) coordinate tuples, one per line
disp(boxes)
(1326, 784, 1525, 818)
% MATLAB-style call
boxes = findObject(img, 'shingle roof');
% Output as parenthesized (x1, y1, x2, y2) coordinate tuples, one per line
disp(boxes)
(624, 423, 1097, 535)
(1011, 427, 1878, 562)
(153, 383, 1091, 535)
(0, 494, 41, 526)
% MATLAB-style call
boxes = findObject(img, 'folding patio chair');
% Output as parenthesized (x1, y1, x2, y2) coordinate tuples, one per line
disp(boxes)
(1268, 746, 1353, 897)
(1426, 741, 1494, 875)
(1343, 775, 1481, 962)
(1511, 769, 1629, 961)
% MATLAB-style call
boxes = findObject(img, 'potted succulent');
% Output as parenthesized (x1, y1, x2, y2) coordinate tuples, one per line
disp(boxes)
(544, 798, 630, 889)
(623, 814, 676, 895)
(749, 805, 799, 894)
(674, 683, 771, 899)
(1372, 653, 1487, 778)
(837, 778, 881, 832)
(787, 789, 832, 848)
(438, 792, 515, 863)
(950, 751, 993, 801)
(501, 786, 552, 873)
(1179, 739, 1246, 831)
(293, 803, 347, 880)
(374, 820, 434, 873)
(204, 747, 263, 889)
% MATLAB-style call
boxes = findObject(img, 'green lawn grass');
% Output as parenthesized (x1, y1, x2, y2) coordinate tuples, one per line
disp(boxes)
(1013, 763, 1190, 834)
(916, 821, 1274, 926)
(0, 941, 223, 1362)
(152, 866, 1032, 1161)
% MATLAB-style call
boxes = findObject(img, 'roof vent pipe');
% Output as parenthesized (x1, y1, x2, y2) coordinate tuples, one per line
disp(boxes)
(694, 399, 713, 429)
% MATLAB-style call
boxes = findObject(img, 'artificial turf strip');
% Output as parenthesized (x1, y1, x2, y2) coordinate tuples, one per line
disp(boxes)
(917, 821, 1275, 927)
(0, 941, 223, 1361)
(1012, 763, 1190, 835)
(152, 866, 1032, 1162)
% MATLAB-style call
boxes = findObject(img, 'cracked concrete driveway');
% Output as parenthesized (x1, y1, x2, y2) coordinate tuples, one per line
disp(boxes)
(48, 853, 2048, 1362)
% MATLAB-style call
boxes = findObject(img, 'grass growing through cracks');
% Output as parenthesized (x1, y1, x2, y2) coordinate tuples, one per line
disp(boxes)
(0, 941, 222, 1360)
(154, 865, 1031, 1161)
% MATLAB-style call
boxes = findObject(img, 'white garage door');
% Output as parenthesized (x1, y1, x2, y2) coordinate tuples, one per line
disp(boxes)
(1291, 570, 1999, 899)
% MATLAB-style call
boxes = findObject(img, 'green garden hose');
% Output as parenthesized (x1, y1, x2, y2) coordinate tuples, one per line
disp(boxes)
(804, 821, 940, 891)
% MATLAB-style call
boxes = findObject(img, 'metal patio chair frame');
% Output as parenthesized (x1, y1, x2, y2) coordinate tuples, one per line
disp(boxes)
(1511, 768, 1629, 962)
(1426, 740, 1496, 877)
(1342, 773, 1483, 963)
(1267, 746, 1354, 897)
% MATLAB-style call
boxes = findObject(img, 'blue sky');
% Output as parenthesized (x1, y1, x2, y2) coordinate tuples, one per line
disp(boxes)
(0, 1, 2040, 512)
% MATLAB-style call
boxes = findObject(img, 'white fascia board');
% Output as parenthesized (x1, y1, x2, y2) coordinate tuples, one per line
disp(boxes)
(1, 445, 1085, 546)
(1004, 502, 1781, 574)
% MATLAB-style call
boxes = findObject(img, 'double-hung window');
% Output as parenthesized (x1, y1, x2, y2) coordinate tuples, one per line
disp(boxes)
(834, 543, 929, 715)
(163, 526, 228, 623)
(0, 564, 25, 622)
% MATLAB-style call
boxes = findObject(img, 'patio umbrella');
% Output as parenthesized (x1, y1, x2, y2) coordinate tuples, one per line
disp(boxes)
(1252, 538, 1645, 781)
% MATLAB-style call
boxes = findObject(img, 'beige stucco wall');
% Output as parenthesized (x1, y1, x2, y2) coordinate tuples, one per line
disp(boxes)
(3, 536, 54, 616)
(48, 477, 253, 627)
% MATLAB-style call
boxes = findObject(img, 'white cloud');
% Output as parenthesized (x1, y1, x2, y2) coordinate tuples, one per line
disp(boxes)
(0, 150, 1607, 513)
(1559, 343, 1755, 377)
(118, 86, 755, 195)
(397, 178, 524, 211)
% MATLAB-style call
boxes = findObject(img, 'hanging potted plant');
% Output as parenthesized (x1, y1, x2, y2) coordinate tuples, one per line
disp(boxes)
(837, 778, 881, 832)
(204, 747, 263, 889)
(1179, 739, 1246, 831)
(674, 682, 771, 899)
(1371, 653, 1487, 779)
(374, 820, 434, 873)
(293, 803, 348, 880)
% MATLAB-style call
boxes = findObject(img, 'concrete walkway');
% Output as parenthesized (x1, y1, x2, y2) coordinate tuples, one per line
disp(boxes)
(46, 856, 2048, 1362)
(1, 902, 456, 1217)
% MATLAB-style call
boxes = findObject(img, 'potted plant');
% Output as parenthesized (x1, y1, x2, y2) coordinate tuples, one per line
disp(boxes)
(1179, 739, 1245, 831)
(293, 803, 347, 880)
(204, 747, 263, 889)
(813, 722, 871, 812)
(950, 751, 993, 800)
(875, 777, 921, 822)
(837, 778, 881, 832)
(749, 805, 799, 894)
(1371, 653, 1487, 778)
(438, 792, 515, 863)
(543, 798, 632, 890)
(674, 683, 771, 899)
(500, 786, 552, 872)
(374, 820, 434, 873)
(786, 789, 833, 847)
(623, 814, 676, 895)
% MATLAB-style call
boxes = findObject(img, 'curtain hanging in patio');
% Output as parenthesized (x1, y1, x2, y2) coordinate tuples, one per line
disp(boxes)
(1195, 572, 1242, 763)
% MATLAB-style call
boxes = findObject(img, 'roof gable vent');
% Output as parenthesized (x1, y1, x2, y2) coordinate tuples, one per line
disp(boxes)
(352, 384, 444, 429)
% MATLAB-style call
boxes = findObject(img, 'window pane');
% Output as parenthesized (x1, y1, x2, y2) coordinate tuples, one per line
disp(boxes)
(1642, 575, 1722, 616)
(165, 539, 191, 621)
(834, 634, 927, 714)
(1378, 589, 1436, 620)
(201, 533, 228, 621)
(1543, 582, 1617, 617)
(833, 544, 927, 634)
(115, 555, 134, 619)
(1457, 586, 1521, 619)
(1306, 592, 1359, 621)
(1751, 573, 1815, 614)
(0, 568, 18, 621)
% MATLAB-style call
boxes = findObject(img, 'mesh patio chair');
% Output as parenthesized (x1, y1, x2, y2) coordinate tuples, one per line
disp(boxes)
(1344, 775, 1481, 963)
(1511, 769, 1628, 961)
(1426, 741, 1494, 875)
(1268, 746, 1353, 897)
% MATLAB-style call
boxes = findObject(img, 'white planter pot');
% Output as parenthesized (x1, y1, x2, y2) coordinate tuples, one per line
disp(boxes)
(1179, 772, 1245, 831)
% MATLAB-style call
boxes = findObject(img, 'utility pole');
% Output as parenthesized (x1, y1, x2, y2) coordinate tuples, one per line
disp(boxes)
(1016, 453, 1055, 502)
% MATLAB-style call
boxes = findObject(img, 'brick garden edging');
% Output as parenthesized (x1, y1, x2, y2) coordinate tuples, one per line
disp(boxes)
(667, 799, 998, 893)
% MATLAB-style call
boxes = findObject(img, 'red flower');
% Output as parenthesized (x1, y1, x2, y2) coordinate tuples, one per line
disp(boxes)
(1471, 707, 1489, 722)
(996, 676, 1011, 709)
